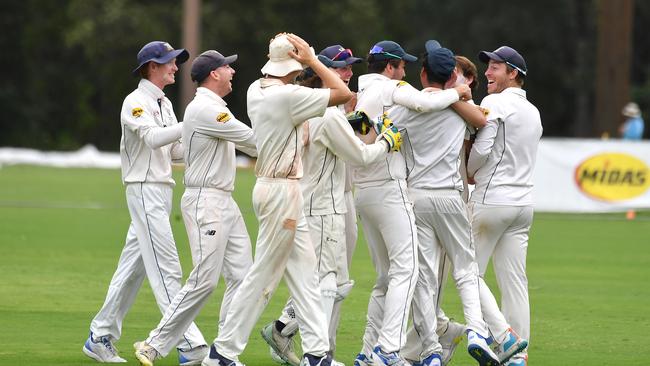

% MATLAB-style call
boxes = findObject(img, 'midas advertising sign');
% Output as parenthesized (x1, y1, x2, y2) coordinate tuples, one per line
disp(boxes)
(575, 152, 650, 201)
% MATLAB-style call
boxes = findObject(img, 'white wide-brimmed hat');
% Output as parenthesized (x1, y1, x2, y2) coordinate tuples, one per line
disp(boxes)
(622, 102, 641, 118)
(261, 33, 312, 77)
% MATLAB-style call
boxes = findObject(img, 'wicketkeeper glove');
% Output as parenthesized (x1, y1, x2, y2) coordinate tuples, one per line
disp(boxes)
(346, 110, 374, 135)
(374, 114, 402, 152)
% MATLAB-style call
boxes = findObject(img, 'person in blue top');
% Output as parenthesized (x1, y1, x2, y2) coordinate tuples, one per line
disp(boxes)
(619, 102, 644, 140)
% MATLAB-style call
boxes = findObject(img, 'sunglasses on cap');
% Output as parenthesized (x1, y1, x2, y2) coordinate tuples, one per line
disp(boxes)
(369, 45, 401, 60)
(332, 48, 354, 61)
(504, 61, 527, 76)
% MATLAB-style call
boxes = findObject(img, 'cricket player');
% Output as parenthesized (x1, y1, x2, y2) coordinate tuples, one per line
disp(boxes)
(261, 45, 399, 366)
(351, 40, 471, 366)
(468, 46, 543, 366)
(202, 33, 353, 366)
(83, 41, 208, 364)
(133, 50, 257, 366)
(390, 40, 527, 366)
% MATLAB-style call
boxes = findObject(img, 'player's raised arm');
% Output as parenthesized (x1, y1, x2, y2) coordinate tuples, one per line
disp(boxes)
(286, 33, 353, 107)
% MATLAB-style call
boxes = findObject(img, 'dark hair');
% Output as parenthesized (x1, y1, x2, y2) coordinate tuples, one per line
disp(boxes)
(139, 62, 151, 79)
(367, 56, 402, 74)
(421, 57, 449, 85)
(506, 65, 525, 87)
(298, 72, 322, 88)
(455, 55, 479, 91)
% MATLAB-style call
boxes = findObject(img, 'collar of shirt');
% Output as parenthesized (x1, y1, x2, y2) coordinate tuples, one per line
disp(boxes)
(501, 87, 527, 99)
(357, 73, 390, 91)
(138, 78, 165, 100)
(196, 87, 227, 106)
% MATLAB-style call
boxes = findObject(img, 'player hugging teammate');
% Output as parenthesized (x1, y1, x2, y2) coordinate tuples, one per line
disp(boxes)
(84, 34, 538, 366)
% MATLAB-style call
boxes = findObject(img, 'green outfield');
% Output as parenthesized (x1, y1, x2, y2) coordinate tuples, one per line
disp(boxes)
(1, 165, 649, 365)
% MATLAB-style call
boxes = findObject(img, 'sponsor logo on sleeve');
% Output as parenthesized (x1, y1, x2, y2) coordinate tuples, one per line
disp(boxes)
(216, 112, 231, 123)
(396, 80, 408, 87)
(132, 107, 144, 118)
(575, 152, 650, 201)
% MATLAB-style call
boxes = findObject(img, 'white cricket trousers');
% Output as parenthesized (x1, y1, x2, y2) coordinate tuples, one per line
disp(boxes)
(408, 188, 488, 359)
(471, 202, 532, 346)
(214, 178, 329, 361)
(90, 183, 205, 350)
(146, 188, 253, 356)
(355, 179, 418, 354)
(329, 190, 358, 353)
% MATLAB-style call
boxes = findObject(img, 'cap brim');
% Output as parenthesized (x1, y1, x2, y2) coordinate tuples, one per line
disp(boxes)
(223, 54, 238, 65)
(402, 53, 418, 63)
(317, 54, 347, 68)
(261, 58, 304, 77)
(131, 49, 190, 76)
(344, 56, 363, 65)
(478, 50, 504, 64)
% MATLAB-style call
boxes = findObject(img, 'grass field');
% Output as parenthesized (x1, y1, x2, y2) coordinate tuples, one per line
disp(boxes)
(1, 165, 649, 366)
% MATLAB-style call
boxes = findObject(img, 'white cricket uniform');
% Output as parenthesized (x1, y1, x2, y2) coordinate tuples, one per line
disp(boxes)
(468, 87, 542, 350)
(90, 79, 206, 350)
(352, 74, 460, 355)
(279, 106, 389, 335)
(389, 91, 496, 361)
(143, 87, 256, 356)
(214, 78, 331, 361)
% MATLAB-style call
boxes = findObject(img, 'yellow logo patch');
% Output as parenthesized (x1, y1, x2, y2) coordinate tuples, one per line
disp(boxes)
(216, 112, 231, 123)
(575, 152, 650, 201)
(479, 106, 490, 116)
(132, 107, 143, 118)
(396, 80, 408, 87)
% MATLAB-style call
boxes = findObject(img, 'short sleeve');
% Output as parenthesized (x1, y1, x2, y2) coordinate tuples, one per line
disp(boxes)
(290, 86, 330, 125)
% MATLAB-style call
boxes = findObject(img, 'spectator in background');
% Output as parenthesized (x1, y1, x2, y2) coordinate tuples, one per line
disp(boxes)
(619, 102, 644, 140)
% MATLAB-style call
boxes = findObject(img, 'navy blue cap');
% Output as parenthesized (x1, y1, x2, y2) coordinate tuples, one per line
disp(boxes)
(368, 40, 418, 62)
(424, 40, 456, 81)
(132, 41, 189, 75)
(478, 46, 527, 76)
(190, 50, 238, 82)
(319, 45, 363, 67)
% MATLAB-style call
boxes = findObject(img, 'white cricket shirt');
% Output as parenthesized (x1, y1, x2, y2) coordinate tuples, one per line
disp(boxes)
(352, 73, 461, 188)
(182, 87, 257, 191)
(120, 79, 183, 185)
(301, 106, 388, 216)
(468, 87, 542, 205)
(390, 89, 466, 191)
(247, 78, 329, 179)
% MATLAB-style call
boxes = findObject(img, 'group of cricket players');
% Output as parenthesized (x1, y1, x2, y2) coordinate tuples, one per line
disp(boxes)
(81, 31, 542, 366)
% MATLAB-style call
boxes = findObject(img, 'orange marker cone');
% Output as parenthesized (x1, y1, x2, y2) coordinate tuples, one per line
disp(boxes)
(626, 209, 636, 220)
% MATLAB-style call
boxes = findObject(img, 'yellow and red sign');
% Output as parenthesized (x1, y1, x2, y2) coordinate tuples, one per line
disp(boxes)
(574, 152, 650, 201)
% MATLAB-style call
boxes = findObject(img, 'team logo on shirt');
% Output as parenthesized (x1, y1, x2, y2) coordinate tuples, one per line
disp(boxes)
(575, 152, 650, 201)
(479, 106, 490, 116)
(216, 112, 231, 123)
(396, 80, 408, 87)
(132, 107, 144, 118)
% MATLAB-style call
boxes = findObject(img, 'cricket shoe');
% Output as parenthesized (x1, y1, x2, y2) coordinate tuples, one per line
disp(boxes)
(371, 346, 408, 366)
(504, 354, 527, 366)
(134, 341, 160, 366)
(466, 330, 499, 366)
(438, 321, 465, 365)
(82, 331, 127, 363)
(494, 329, 527, 365)
(179, 345, 209, 366)
(331, 359, 346, 366)
(300, 353, 332, 366)
(353, 352, 374, 366)
(261, 321, 301, 366)
(412, 353, 441, 366)
(201, 344, 246, 366)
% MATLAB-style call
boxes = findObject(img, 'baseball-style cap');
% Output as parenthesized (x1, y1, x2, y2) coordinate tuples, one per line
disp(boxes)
(132, 41, 189, 75)
(424, 40, 456, 81)
(190, 50, 238, 83)
(319, 45, 363, 67)
(478, 46, 527, 76)
(368, 40, 418, 62)
(261, 33, 314, 77)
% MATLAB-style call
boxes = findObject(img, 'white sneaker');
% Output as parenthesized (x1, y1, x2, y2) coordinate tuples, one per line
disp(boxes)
(82, 332, 127, 363)
(331, 359, 346, 366)
(494, 329, 528, 364)
(353, 353, 374, 366)
(134, 341, 160, 366)
(371, 346, 408, 366)
(179, 345, 209, 366)
(201, 345, 246, 366)
(466, 330, 499, 366)
(438, 321, 465, 365)
(300, 353, 332, 366)
(261, 321, 301, 366)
